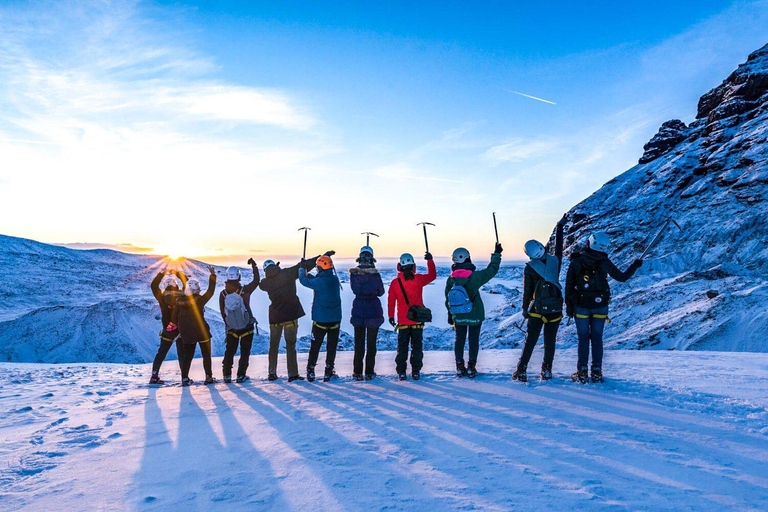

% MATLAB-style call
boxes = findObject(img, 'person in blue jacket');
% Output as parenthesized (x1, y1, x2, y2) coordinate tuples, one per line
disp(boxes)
(349, 246, 385, 380)
(299, 252, 342, 382)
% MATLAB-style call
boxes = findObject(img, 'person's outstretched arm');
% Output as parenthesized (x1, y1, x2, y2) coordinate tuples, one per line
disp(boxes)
(200, 266, 217, 305)
(298, 267, 320, 289)
(177, 270, 188, 291)
(607, 258, 643, 283)
(151, 271, 164, 302)
(474, 246, 502, 286)
(417, 255, 437, 285)
(243, 259, 260, 293)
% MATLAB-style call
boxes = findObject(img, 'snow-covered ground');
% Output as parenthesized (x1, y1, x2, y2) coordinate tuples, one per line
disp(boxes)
(2, 349, 767, 511)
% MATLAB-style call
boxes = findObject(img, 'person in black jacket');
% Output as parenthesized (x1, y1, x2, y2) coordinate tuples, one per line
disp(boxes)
(219, 259, 259, 383)
(565, 231, 643, 383)
(349, 246, 385, 381)
(149, 269, 188, 384)
(513, 214, 567, 383)
(259, 256, 318, 382)
(171, 265, 217, 386)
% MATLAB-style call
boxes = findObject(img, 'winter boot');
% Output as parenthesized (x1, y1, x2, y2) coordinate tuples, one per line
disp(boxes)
(571, 367, 589, 384)
(223, 375, 232, 384)
(353, 373, 364, 381)
(181, 378, 193, 387)
(306, 366, 316, 382)
(204, 375, 216, 385)
(591, 367, 604, 383)
(467, 362, 477, 379)
(323, 365, 337, 382)
(288, 375, 305, 383)
(411, 371, 421, 381)
(540, 363, 553, 381)
(398, 373, 407, 381)
(236, 375, 250, 384)
(456, 362, 468, 377)
(365, 373, 375, 381)
(149, 373, 164, 385)
(512, 363, 528, 383)
(268, 373, 279, 381)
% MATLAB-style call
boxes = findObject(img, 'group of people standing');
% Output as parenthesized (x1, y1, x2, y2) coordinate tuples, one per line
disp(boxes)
(149, 214, 642, 386)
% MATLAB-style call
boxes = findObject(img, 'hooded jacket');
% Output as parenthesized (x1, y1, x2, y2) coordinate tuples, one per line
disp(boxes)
(259, 258, 317, 324)
(219, 263, 260, 333)
(522, 221, 564, 314)
(151, 270, 188, 331)
(299, 266, 342, 324)
(387, 259, 436, 326)
(171, 274, 217, 344)
(444, 252, 501, 325)
(565, 248, 641, 309)
(349, 267, 385, 328)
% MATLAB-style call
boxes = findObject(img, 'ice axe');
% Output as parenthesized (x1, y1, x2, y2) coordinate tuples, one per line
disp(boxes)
(361, 231, 379, 246)
(639, 218, 681, 260)
(298, 227, 311, 259)
(492, 212, 499, 244)
(417, 222, 435, 253)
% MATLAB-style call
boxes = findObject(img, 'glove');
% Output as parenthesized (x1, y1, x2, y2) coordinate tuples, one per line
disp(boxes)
(424, 252, 433, 260)
(389, 317, 397, 328)
(494, 243, 503, 254)
(166, 322, 178, 332)
(323, 250, 336, 257)
(247, 258, 256, 267)
(447, 313, 454, 326)
(522, 310, 531, 320)
(633, 258, 644, 268)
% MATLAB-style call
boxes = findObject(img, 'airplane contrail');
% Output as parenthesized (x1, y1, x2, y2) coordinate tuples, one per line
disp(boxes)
(506, 90, 557, 105)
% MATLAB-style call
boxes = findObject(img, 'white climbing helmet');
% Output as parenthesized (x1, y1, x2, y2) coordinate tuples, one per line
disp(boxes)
(263, 260, 276, 270)
(524, 240, 545, 260)
(399, 253, 415, 266)
(186, 279, 201, 295)
(452, 247, 470, 264)
(359, 246, 374, 257)
(588, 232, 610, 253)
(161, 275, 179, 289)
(226, 266, 241, 281)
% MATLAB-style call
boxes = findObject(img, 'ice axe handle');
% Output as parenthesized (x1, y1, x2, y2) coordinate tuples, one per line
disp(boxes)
(422, 224, 429, 253)
(493, 212, 499, 244)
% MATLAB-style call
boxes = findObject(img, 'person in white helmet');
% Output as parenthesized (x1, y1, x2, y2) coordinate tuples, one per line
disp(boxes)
(149, 269, 188, 384)
(349, 246, 385, 380)
(387, 250, 436, 380)
(513, 214, 567, 383)
(445, 242, 503, 378)
(219, 259, 260, 383)
(171, 265, 218, 386)
(565, 230, 643, 383)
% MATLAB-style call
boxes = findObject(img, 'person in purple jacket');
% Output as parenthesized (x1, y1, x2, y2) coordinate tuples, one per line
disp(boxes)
(349, 246, 385, 380)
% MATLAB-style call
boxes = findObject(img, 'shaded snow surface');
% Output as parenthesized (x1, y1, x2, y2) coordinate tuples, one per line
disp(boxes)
(1, 349, 767, 511)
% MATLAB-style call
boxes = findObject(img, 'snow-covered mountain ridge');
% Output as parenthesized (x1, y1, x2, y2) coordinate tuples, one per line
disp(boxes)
(554, 44, 768, 351)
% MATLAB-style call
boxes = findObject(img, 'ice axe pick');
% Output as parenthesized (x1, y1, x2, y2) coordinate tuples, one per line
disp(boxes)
(361, 231, 379, 247)
(417, 222, 435, 253)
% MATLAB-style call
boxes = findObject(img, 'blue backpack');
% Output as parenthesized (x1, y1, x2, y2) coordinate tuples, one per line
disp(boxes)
(447, 282, 474, 315)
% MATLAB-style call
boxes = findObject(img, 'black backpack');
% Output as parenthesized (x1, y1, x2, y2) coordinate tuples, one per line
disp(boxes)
(575, 259, 610, 308)
(532, 278, 563, 314)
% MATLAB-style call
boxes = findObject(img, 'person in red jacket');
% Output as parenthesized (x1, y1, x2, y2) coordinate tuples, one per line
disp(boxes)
(388, 251, 436, 380)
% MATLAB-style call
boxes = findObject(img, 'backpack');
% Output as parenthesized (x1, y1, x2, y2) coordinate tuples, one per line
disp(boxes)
(532, 279, 562, 314)
(575, 260, 610, 308)
(447, 282, 474, 315)
(223, 290, 252, 330)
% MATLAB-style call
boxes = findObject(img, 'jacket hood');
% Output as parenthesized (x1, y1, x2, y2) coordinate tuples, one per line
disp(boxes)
(350, 267, 379, 275)
(264, 264, 281, 278)
(450, 269, 473, 279)
(582, 248, 609, 264)
(451, 261, 476, 272)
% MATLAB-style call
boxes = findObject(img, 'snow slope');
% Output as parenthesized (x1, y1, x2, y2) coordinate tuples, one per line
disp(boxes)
(1, 350, 767, 511)
(553, 44, 768, 352)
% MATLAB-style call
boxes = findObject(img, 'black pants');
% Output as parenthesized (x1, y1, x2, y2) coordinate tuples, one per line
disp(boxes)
(179, 341, 212, 380)
(152, 336, 181, 374)
(353, 326, 378, 375)
(222, 330, 254, 378)
(395, 325, 424, 374)
(454, 324, 481, 365)
(307, 322, 340, 370)
(519, 315, 561, 367)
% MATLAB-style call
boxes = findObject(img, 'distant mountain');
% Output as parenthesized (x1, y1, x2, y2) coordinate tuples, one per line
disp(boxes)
(555, 44, 768, 351)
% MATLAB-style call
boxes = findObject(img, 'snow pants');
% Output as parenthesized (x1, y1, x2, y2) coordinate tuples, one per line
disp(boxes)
(307, 322, 341, 370)
(268, 320, 299, 378)
(519, 313, 562, 368)
(353, 326, 378, 376)
(395, 325, 424, 375)
(222, 328, 254, 378)
(152, 333, 181, 374)
(454, 323, 481, 365)
(575, 306, 609, 370)
(179, 340, 212, 380)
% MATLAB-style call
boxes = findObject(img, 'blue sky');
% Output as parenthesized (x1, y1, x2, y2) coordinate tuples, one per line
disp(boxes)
(0, 0, 766, 263)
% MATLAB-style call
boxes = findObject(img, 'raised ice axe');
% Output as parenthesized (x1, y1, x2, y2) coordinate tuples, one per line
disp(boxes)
(361, 231, 379, 246)
(639, 218, 681, 260)
(298, 226, 311, 260)
(417, 222, 435, 253)
(492, 212, 499, 244)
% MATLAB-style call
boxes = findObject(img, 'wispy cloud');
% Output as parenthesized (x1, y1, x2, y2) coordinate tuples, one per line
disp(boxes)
(505, 89, 557, 105)
(482, 139, 559, 164)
